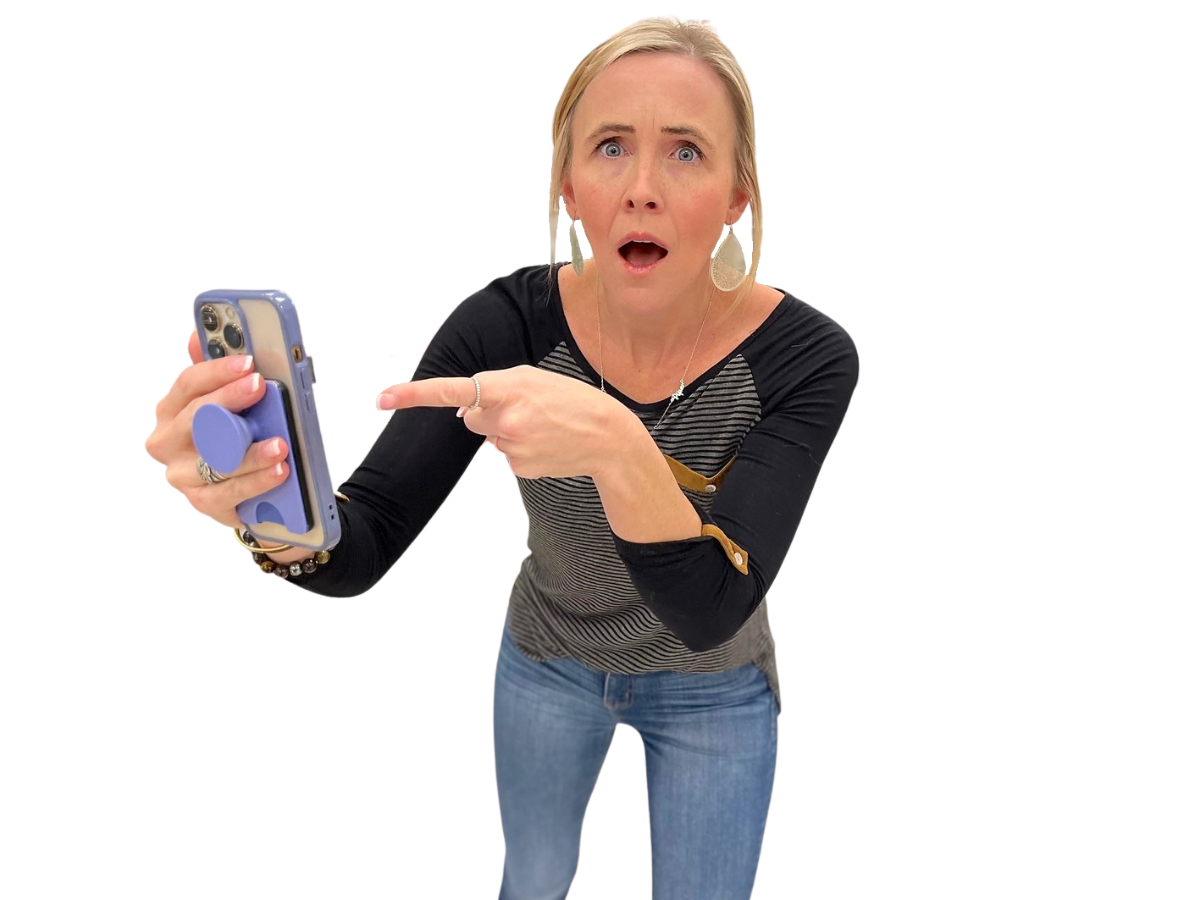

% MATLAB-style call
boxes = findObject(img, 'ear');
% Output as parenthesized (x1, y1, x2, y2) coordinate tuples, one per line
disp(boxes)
(726, 184, 750, 226)
(560, 175, 577, 220)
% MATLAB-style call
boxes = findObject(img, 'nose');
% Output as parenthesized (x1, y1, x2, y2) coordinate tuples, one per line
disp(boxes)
(623, 155, 662, 212)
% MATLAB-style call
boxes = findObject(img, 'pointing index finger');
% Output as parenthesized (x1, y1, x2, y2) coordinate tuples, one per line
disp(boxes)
(377, 375, 481, 411)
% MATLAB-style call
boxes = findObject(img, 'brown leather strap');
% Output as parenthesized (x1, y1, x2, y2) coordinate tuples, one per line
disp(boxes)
(662, 453, 735, 494)
(700, 524, 750, 575)
(661, 454, 748, 574)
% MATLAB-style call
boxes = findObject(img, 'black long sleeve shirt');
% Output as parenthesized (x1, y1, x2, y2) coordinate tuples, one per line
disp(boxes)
(292, 263, 858, 709)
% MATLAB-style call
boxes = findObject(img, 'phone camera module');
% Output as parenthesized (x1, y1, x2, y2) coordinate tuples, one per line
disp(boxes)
(223, 323, 244, 350)
(207, 339, 226, 359)
(200, 305, 220, 332)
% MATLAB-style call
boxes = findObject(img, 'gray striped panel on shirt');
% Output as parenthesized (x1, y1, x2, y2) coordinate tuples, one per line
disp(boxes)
(506, 342, 781, 707)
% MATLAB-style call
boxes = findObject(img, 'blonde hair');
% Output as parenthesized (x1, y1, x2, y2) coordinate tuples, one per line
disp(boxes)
(549, 18, 763, 307)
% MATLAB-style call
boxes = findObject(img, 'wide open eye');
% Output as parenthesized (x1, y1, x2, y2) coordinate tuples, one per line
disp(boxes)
(675, 143, 702, 163)
(599, 140, 622, 158)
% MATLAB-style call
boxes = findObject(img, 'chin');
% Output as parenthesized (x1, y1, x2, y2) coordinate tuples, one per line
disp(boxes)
(604, 267, 700, 316)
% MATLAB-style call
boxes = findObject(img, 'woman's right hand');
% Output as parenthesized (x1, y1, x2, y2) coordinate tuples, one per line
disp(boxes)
(146, 331, 292, 528)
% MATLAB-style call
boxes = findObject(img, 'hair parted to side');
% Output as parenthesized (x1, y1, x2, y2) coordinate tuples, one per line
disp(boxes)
(548, 18, 763, 306)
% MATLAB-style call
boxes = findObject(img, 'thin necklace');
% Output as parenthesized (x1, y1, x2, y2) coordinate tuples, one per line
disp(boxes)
(596, 280, 715, 435)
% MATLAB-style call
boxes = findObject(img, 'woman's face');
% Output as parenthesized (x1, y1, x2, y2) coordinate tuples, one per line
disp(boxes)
(562, 52, 747, 310)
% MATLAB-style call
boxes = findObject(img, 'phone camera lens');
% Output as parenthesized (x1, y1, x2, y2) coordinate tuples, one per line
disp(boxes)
(207, 339, 226, 359)
(200, 305, 219, 332)
(224, 324, 244, 350)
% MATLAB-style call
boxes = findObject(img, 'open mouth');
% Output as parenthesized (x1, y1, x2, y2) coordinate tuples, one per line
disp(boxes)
(619, 240, 668, 268)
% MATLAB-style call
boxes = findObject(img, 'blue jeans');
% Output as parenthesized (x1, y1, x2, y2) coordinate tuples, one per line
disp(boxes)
(494, 624, 778, 900)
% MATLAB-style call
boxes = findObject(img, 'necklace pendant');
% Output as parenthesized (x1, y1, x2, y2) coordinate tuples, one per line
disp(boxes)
(671, 380, 685, 402)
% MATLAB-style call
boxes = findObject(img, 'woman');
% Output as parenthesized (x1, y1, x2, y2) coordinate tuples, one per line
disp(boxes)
(147, 18, 858, 900)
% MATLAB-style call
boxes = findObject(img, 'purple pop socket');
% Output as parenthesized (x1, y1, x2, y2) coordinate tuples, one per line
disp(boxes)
(192, 405, 253, 475)
(191, 381, 311, 534)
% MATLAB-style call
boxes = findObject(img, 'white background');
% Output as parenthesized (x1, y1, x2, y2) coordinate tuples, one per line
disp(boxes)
(2, 1, 1196, 897)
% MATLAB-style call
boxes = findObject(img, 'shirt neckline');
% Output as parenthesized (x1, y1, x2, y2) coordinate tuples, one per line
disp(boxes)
(548, 261, 793, 413)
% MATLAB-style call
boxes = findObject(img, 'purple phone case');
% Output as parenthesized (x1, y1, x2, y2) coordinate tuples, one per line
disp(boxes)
(192, 382, 311, 534)
(193, 290, 341, 551)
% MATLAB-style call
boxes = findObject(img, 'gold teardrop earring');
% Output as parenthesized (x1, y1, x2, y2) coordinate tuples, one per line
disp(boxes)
(710, 225, 747, 292)
(569, 216, 585, 277)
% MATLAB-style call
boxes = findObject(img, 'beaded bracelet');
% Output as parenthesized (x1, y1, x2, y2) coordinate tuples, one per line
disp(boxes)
(237, 527, 332, 578)
(233, 492, 346, 578)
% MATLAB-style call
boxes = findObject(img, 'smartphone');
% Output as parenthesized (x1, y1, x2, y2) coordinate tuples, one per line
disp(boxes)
(193, 290, 341, 552)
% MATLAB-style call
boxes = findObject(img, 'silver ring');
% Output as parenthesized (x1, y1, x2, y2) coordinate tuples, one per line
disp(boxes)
(197, 457, 228, 485)
(468, 376, 481, 411)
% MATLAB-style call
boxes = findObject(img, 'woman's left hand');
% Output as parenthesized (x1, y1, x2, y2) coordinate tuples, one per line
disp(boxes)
(376, 365, 630, 480)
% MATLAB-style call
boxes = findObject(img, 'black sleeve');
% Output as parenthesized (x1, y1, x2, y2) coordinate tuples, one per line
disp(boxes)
(289, 273, 538, 597)
(611, 322, 859, 651)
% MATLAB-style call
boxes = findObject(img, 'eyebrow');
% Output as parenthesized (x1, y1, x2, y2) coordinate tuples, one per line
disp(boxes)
(584, 122, 715, 149)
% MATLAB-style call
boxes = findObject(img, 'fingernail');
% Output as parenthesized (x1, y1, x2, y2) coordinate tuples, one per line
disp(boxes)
(376, 393, 396, 410)
(242, 373, 261, 393)
(268, 438, 283, 457)
(272, 462, 284, 476)
(456, 406, 466, 418)
(230, 355, 253, 373)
